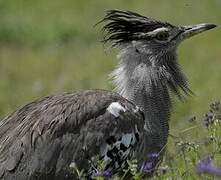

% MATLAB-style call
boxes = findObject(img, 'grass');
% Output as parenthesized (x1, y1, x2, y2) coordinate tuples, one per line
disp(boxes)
(0, 0, 220, 179)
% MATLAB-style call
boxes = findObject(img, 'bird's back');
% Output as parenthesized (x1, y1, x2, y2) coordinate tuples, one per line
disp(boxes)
(0, 89, 144, 179)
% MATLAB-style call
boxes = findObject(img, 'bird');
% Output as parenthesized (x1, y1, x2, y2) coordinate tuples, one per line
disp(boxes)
(100, 10, 216, 168)
(0, 10, 216, 180)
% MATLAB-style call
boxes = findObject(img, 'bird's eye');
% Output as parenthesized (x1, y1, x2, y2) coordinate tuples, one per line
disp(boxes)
(155, 31, 170, 41)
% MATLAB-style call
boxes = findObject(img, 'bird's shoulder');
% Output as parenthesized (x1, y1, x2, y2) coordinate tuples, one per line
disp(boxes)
(0, 89, 141, 144)
(0, 89, 144, 179)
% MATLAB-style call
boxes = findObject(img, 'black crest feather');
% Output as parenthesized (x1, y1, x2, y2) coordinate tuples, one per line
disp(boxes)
(99, 10, 173, 45)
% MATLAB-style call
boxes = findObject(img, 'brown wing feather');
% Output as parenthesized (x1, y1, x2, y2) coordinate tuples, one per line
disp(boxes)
(0, 90, 144, 179)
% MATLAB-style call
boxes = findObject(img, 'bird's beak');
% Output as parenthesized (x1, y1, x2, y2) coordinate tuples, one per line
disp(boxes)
(181, 23, 216, 40)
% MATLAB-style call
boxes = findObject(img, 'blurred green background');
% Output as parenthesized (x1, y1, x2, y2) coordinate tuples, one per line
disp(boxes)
(0, 0, 220, 135)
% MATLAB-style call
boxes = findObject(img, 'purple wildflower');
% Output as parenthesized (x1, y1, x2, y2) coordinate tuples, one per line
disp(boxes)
(147, 153, 159, 158)
(159, 167, 168, 174)
(202, 121, 209, 127)
(203, 114, 214, 121)
(196, 156, 221, 176)
(203, 114, 209, 118)
(93, 170, 111, 177)
(142, 162, 154, 172)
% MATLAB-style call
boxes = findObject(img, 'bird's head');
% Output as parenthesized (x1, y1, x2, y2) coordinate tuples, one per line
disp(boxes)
(101, 10, 216, 55)
(100, 10, 216, 98)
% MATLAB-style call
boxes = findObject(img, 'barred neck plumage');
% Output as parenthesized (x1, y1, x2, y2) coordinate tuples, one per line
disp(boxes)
(110, 42, 190, 150)
(103, 8, 215, 167)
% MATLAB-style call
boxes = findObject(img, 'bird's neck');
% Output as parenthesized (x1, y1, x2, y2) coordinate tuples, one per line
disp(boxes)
(111, 44, 173, 150)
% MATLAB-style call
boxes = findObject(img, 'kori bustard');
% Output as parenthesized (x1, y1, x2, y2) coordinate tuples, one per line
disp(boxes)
(0, 10, 216, 179)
